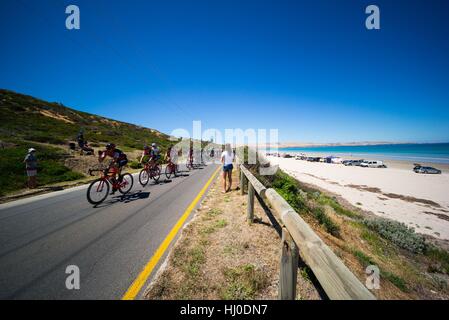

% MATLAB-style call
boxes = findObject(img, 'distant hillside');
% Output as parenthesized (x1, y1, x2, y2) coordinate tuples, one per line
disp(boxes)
(0, 89, 176, 197)
(0, 89, 174, 149)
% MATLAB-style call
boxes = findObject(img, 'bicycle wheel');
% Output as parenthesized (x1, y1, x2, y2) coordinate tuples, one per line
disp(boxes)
(174, 164, 179, 177)
(165, 165, 172, 179)
(87, 178, 109, 205)
(139, 169, 150, 186)
(152, 165, 161, 182)
(119, 173, 133, 194)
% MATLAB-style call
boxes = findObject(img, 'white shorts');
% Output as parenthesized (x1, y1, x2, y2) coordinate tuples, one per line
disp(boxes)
(27, 170, 37, 177)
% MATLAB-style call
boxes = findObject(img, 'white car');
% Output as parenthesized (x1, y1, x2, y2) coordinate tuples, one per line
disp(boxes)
(360, 160, 386, 168)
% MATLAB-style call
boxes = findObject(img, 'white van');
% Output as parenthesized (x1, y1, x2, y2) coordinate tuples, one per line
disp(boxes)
(360, 160, 386, 168)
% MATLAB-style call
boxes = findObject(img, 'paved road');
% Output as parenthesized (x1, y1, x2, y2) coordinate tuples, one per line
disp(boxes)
(0, 164, 219, 299)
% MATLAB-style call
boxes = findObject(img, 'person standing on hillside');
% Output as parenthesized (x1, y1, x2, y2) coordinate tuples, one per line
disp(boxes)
(24, 148, 37, 189)
(221, 144, 234, 193)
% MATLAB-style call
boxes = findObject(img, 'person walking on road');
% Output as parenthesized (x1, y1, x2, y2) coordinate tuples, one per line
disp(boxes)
(221, 144, 234, 193)
(24, 148, 38, 189)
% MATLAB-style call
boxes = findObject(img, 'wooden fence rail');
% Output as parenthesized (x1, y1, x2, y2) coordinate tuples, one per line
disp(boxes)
(239, 164, 376, 300)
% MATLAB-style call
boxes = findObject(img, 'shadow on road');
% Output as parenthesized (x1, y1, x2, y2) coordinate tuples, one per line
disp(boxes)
(94, 190, 150, 208)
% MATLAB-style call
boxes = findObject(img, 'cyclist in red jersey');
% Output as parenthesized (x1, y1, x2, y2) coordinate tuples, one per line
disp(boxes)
(98, 143, 128, 193)
(140, 145, 151, 164)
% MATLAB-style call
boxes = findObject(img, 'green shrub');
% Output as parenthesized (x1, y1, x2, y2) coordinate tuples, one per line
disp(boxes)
(363, 218, 426, 254)
(425, 246, 449, 275)
(311, 207, 340, 237)
(352, 249, 375, 267)
(272, 172, 306, 213)
(382, 271, 408, 292)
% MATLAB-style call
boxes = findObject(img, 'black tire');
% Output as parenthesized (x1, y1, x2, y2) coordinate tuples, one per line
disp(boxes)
(165, 165, 172, 179)
(174, 165, 179, 177)
(87, 178, 110, 205)
(139, 169, 150, 186)
(119, 173, 133, 194)
(152, 166, 161, 182)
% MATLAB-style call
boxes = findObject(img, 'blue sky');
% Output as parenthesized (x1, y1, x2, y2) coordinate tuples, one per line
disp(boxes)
(1, 0, 448, 143)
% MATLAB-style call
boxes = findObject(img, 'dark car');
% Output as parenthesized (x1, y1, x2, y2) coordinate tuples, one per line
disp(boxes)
(413, 165, 442, 174)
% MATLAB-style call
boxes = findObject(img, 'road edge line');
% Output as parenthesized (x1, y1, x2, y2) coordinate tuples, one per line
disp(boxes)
(121, 165, 221, 300)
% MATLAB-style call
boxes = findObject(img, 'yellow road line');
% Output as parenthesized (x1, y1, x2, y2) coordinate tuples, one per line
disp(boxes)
(121, 166, 221, 300)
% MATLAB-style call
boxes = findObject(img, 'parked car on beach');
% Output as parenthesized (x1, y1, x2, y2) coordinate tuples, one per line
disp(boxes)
(360, 160, 386, 168)
(295, 153, 307, 160)
(413, 165, 441, 174)
(343, 159, 364, 166)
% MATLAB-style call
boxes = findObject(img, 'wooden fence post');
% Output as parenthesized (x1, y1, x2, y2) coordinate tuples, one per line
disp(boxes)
(279, 227, 299, 300)
(240, 169, 246, 195)
(247, 183, 255, 224)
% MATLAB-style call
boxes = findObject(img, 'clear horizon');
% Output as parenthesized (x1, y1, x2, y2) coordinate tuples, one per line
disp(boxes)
(1, 0, 448, 143)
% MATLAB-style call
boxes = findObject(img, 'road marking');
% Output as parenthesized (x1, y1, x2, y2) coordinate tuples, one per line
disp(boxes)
(121, 165, 221, 300)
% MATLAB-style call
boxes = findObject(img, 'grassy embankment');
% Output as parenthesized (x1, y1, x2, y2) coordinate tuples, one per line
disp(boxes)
(252, 163, 449, 299)
(0, 89, 174, 196)
(145, 168, 320, 300)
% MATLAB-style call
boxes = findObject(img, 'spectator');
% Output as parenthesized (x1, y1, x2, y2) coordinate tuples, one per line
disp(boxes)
(81, 140, 95, 155)
(221, 143, 234, 193)
(77, 131, 85, 149)
(24, 148, 37, 189)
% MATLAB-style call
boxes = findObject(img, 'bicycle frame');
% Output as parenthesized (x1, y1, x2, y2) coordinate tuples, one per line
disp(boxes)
(89, 167, 125, 190)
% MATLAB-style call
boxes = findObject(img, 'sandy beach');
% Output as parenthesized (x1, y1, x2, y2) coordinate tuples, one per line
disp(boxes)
(267, 155, 449, 240)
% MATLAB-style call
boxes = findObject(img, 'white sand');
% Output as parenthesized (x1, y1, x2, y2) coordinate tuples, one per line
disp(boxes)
(268, 156, 449, 240)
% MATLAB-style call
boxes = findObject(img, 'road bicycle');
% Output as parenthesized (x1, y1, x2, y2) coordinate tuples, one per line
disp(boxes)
(139, 161, 161, 186)
(165, 161, 179, 179)
(87, 166, 134, 205)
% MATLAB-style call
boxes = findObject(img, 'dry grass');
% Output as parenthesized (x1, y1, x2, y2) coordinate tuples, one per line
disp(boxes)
(144, 168, 320, 300)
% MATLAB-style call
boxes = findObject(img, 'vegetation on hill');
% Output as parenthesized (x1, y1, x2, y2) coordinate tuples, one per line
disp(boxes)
(0, 89, 173, 149)
(0, 89, 175, 196)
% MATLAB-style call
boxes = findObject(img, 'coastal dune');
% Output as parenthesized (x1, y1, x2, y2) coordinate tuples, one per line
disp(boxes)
(268, 156, 449, 240)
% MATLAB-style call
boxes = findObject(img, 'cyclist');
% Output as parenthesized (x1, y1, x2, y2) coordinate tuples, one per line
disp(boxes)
(149, 143, 161, 168)
(188, 144, 194, 166)
(98, 143, 128, 194)
(165, 145, 178, 165)
(165, 145, 173, 164)
(139, 145, 151, 164)
(141, 143, 161, 168)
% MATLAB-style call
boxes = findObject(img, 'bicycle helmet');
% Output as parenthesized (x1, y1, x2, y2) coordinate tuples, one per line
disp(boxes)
(106, 143, 116, 150)
(151, 143, 157, 147)
(144, 145, 150, 150)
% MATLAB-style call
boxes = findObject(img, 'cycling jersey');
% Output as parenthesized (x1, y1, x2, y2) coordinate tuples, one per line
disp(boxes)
(150, 147, 160, 160)
(102, 148, 128, 167)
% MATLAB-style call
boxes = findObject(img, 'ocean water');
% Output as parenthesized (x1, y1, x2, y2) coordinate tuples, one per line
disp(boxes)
(274, 143, 449, 164)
